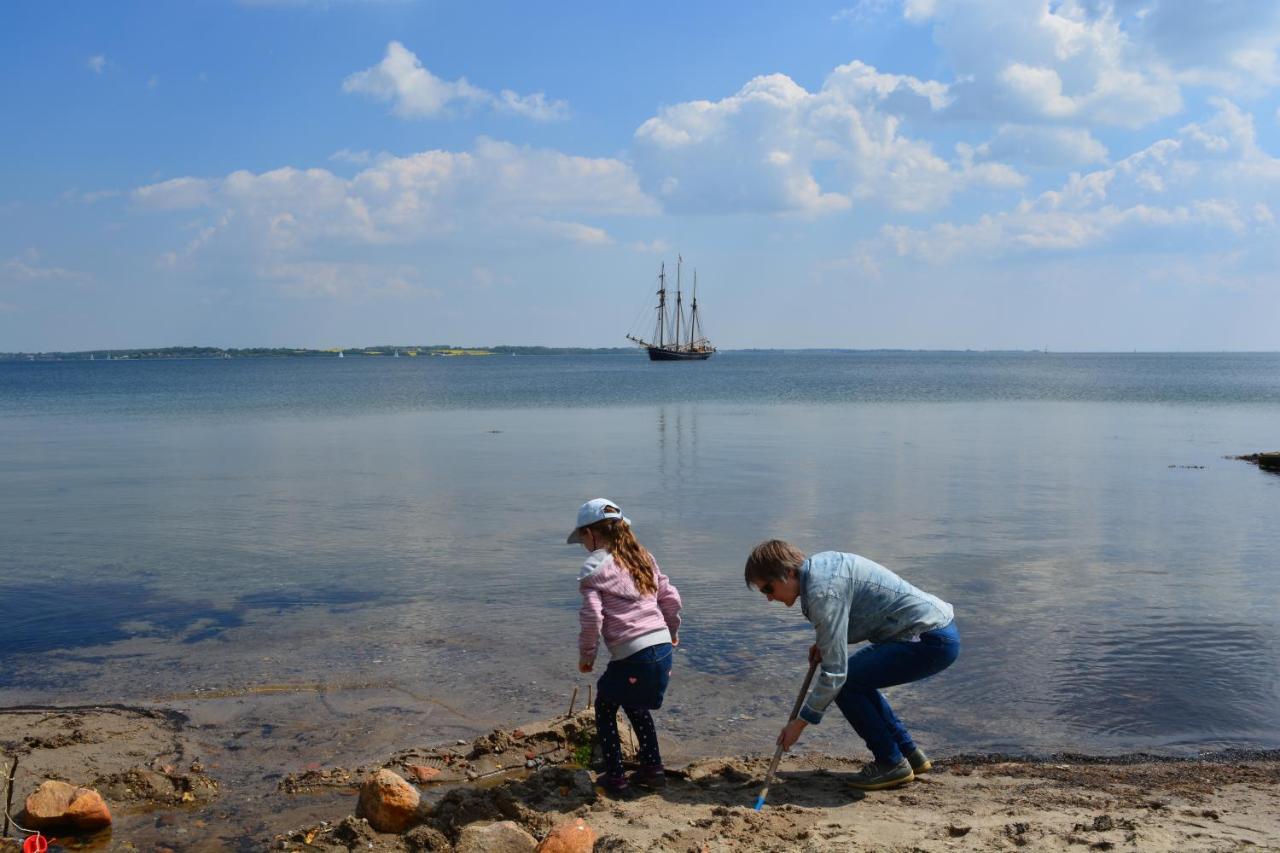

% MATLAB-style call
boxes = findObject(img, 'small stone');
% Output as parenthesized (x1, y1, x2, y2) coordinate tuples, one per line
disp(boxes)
(405, 764, 442, 783)
(404, 823, 452, 852)
(947, 824, 971, 837)
(22, 780, 113, 832)
(536, 818, 596, 853)
(456, 820, 538, 853)
(355, 769, 420, 833)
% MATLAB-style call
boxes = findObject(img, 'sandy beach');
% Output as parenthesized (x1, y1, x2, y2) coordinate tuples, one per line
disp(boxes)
(3, 705, 1278, 852)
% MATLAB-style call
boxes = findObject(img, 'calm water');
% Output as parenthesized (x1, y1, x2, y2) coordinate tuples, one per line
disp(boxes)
(2, 352, 1278, 760)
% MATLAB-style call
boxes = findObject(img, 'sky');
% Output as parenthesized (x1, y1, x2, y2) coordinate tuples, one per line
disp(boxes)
(2, 0, 1279, 351)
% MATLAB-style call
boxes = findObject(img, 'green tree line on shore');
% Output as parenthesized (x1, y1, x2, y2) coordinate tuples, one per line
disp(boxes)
(1, 345, 639, 361)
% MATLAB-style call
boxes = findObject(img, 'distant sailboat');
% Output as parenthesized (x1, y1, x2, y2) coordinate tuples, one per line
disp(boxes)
(338, 350, 344, 358)
(625, 256, 715, 361)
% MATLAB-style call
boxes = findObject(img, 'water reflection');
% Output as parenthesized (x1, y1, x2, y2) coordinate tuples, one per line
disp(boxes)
(1, 388, 1278, 753)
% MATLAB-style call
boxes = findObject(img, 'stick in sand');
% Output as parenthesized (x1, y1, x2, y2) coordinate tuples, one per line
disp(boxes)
(753, 659, 819, 811)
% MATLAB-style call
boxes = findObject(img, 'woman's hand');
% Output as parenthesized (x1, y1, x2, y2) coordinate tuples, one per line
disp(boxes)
(671, 633, 680, 647)
(808, 643, 822, 665)
(578, 659, 593, 673)
(777, 718, 807, 751)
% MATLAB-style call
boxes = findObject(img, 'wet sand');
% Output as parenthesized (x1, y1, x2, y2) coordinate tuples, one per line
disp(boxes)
(2, 706, 1278, 852)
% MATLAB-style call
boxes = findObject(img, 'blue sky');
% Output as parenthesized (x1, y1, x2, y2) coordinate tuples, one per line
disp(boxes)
(3, 0, 1279, 351)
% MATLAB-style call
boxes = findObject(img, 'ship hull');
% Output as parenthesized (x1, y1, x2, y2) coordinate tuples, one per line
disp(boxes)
(647, 346, 713, 361)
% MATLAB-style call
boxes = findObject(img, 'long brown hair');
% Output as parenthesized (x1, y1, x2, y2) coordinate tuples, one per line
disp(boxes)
(585, 516, 657, 596)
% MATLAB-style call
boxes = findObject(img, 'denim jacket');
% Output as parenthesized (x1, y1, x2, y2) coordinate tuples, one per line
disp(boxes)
(798, 551, 954, 724)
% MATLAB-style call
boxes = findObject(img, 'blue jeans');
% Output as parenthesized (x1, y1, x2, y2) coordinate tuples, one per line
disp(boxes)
(594, 643, 672, 779)
(833, 621, 959, 765)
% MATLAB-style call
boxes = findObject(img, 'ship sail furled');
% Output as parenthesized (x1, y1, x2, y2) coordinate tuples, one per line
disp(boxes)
(626, 256, 716, 361)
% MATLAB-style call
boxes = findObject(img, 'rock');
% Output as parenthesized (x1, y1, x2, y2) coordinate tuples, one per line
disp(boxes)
(332, 815, 378, 848)
(947, 823, 971, 837)
(22, 780, 112, 832)
(404, 823, 454, 852)
(455, 820, 538, 853)
(406, 764, 442, 783)
(1236, 452, 1280, 473)
(356, 769, 421, 833)
(592, 837, 641, 853)
(536, 817, 596, 852)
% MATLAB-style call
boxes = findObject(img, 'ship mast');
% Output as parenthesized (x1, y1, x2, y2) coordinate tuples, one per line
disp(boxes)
(654, 263, 667, 348)
(674, 255, 683, 352)
(689, 270, 701, 349)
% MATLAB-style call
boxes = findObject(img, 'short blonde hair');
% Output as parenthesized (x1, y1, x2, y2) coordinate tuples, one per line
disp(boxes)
(744, 539, 806, 587)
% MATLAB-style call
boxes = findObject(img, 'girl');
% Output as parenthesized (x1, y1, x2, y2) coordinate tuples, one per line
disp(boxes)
(568, 498, 682, 795)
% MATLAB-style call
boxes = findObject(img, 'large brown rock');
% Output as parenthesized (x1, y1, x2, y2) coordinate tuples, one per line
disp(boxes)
(22, 780, 112, 832)
(455, 820, 537, 853)
(536, 817, 596, 853)
(355, 769, 421, 833)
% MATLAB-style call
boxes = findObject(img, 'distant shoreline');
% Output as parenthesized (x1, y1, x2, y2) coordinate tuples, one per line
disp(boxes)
(4, 347, 1275, 362)
(0, 345, 639, 362)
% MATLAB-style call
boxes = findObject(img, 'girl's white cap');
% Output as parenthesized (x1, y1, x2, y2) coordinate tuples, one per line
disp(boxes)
(566, 498, 631, 543)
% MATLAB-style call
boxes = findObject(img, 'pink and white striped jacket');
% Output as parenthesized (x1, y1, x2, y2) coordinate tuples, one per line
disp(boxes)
(578, 548, 682, 665)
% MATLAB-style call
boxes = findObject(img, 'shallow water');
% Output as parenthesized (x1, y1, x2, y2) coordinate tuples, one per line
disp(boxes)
(1, 352, 1278, 761)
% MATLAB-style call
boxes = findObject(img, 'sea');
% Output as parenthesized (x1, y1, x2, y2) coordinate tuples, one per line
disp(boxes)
(1, 351, 1278, 770)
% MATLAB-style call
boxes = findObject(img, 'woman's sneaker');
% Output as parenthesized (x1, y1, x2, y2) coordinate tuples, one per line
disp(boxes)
(846, 758, 915, 790)
(904, 747, 932, 774)
(628, 765, 668, 789)
(596, 772, 631, 797)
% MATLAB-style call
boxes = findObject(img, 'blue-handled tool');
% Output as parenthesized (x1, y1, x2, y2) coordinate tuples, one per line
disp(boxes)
(754, 659, 819, 811)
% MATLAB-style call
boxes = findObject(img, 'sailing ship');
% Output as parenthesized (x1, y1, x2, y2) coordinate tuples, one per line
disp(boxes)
(626, 256, 715, 361)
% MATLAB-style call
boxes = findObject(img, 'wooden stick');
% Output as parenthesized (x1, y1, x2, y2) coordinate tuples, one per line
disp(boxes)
(3, 755, 16, 837)
(754, 660, 819, 811)
(567, 686, 579, 717)
(586, 685, 592, 708)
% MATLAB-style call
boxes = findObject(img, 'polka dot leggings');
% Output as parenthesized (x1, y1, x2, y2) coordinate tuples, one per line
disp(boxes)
(595, 698, 662, 778)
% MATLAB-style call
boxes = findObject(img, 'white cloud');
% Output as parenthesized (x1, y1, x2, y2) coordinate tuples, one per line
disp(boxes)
(832, 1, 894, 25)
(528, 219, 612, 245)
(133, 177, 215, 210)
(633, 64, 1020, 216)
(901, 1, 1280, 126)
(907, 0, 1183, 128)
(2, 249, 84, 284)
(256, 261, 429, 300)
(343, 41, 568, 121)
(133, 138, 655, 266)
(875, 100, 1280, 262)
(1123, 0, 1280, 93)
(629, 240, 670, 254)
(973, 125, 1108, 167)
(329, 148, 373, 165)
(86, 55, 107, 74)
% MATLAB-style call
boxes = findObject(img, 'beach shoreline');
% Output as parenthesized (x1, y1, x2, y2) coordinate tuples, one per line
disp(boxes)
(3, 705, 1277, 852)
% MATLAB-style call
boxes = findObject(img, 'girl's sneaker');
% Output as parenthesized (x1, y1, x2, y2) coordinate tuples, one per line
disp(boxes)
(596, 772, 631, 797)
(628, 765, 668, 789)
